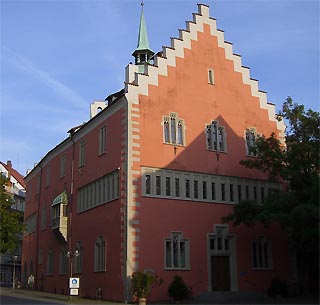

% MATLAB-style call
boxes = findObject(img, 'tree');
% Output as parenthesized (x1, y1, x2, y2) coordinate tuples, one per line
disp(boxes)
(0, 173, 25, 254)
(223, 97, 319, 295)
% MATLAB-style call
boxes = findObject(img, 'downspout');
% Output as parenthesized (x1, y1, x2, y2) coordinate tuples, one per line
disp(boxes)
(68, 136, 76, 281)
(123, 100, 129, 303)
(35, 164, 43, 290)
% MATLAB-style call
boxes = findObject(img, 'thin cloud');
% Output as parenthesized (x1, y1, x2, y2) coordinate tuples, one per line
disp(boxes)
(2, 47, 88, 110)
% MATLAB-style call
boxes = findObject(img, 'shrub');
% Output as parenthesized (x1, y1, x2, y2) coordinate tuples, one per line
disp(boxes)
(168, 275, 190, 301)
(131, 270, 162, 299)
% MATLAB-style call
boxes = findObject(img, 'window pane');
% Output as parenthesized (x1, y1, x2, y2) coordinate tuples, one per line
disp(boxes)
(221, 183, 225, 201)
(212, 123, 218, 151)
(206, 126, 212, 149)
(156, 176, 161, 195)
(218, 127, 224, 151)
(146, 175, 151, 194)
(166, 177, 171, 196)
(166, 241, 172, 267)
(177, 123, 183, 145)
(253, 243, 257, 268)
(170, 117, 176, 143)
(264, 242, 269, 268)
(164, 122, 170, 143)
(185, 180, 190, 198)
(210, 238, 215, 250)
(230, 184, 234, 201)
(202, 181, 207, 199)
(211, 182, 216, 200)
(238, 185, 242, 202)
(225, 239, 229, 251)
(175, 178, 180, 197)
(180, 242, 186, 268)
(194, 180, 198, 198)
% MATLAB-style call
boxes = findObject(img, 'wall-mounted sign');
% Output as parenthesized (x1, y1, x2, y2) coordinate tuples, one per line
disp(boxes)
(70, 288, 79, 296)
(69, 277, 80, 289)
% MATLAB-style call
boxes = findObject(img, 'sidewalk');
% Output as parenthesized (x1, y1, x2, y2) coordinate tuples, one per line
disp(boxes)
(0, 286, 318, 305)
(0, 287, 123, 304)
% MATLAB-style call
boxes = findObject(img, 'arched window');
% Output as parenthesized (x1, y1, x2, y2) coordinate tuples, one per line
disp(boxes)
(163, 113, 185, 146)
(94, 236, 106, 272)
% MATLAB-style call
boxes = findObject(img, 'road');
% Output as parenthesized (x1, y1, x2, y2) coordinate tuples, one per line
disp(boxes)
(0, 294, 63, 305)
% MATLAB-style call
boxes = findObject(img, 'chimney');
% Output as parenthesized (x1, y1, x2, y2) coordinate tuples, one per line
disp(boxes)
(7, 160, 12, 181)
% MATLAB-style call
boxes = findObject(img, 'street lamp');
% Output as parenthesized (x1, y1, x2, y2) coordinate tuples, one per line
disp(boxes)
(66, 249, 80, 299)
(66, 249, 79, 278)
(12, 255, 18, 291)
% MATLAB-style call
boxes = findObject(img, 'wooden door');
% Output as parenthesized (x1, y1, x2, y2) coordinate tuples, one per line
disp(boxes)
(211, 255, 230, 291)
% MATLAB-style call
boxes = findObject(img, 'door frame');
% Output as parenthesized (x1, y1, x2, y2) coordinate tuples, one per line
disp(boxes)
(207, 224, 238, 292)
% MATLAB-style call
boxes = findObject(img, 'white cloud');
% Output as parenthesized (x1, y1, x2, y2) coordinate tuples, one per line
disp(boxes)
(2, 47, 88, 110)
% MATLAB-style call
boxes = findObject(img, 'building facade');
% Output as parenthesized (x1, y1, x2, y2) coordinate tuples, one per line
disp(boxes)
(22, 4, 289, 301)
(0, 160, 26, 287)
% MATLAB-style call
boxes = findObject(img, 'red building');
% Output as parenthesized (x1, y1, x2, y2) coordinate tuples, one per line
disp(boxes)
(23, 4, 289, 302)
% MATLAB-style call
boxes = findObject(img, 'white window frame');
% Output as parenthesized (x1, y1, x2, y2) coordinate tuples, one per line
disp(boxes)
(141, 167, 279, 205)
(164, 232, 190, 270)
(245, 128, 260, 156)
(163, 112, 185, 146)
(206, 121, 227, 153)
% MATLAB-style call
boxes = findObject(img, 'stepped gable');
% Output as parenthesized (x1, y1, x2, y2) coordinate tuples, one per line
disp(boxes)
(125, 3, 285, 141)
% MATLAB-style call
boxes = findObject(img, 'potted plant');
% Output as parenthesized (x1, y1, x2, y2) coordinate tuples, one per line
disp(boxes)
(131, 270, 162, 305)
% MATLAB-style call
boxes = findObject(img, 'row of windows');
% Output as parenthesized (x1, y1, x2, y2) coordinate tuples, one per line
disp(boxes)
(38, 230, 272, 275)
(38, 125, 107, 192)
(142, 167, 280, 204)
(40, 237, 105, 276)
(162, 112, 260, 156)
(77, 170, 120, 213)
(79, 125, 107, 168)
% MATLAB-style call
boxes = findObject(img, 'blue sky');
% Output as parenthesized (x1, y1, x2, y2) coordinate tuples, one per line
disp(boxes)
(1, 0, 319, 176)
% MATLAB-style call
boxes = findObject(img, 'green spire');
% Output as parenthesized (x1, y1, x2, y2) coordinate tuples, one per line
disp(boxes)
(132, 1, 154, 65)
(136, 2, 150, 51)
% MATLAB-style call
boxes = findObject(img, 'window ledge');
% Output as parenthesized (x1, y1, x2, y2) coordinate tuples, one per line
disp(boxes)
(164, 267, 191, 271)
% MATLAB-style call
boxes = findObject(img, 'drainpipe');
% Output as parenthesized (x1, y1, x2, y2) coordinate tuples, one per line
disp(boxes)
(68, 137, 76, 282)
(35, 164, 43, 290)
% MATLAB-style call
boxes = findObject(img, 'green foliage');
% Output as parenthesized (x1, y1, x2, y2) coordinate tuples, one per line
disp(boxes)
(223, 98, 319, 294)
(131, 270, 163, 298)
(0, 174, 25, 254)
(168, 275, 190, 301)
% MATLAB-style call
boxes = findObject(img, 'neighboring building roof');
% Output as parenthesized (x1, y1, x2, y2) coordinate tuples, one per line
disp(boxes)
(0, 161, 26, 188)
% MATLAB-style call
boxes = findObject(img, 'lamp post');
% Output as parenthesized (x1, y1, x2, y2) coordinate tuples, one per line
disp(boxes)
(12, 255, 18, 291)
(66, 249, 80, 299)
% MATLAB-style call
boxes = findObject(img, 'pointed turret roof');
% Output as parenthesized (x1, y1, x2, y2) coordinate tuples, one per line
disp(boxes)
(135, 2, 151, 52)
(132, 2, 154, 65)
